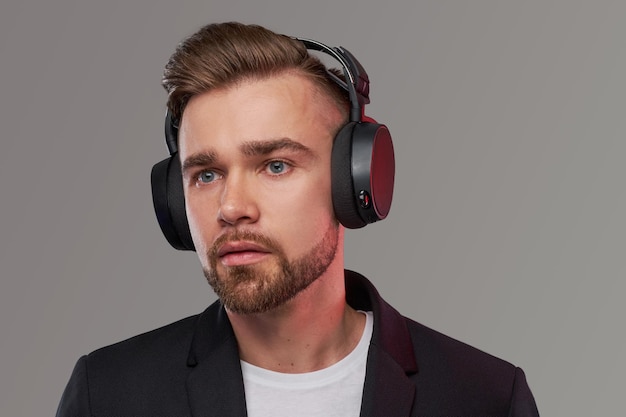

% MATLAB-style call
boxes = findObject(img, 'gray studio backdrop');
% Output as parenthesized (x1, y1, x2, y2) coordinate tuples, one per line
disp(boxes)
(1, 1, 624, 415)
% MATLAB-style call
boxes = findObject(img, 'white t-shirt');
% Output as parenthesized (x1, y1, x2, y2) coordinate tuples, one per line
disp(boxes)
(241, 311, 373, 417)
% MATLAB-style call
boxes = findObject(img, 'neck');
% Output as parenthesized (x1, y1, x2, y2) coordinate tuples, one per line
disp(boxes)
(226, 262, 365, 373)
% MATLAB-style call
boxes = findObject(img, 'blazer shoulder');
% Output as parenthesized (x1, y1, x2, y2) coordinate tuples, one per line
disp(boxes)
(404, 318, 538, 416)
(58, 313, 206, 417)
(406, 318, 517, 371)
(88, 313, 200, 364)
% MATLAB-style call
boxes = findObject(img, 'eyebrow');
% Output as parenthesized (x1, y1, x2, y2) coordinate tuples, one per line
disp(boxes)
(240, 138, 317, 159)
(181, 151, 217, 174)
(181, 138, 317, 175)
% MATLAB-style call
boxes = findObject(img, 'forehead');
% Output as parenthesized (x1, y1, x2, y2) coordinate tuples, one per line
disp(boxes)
(178, 73, 342, 155)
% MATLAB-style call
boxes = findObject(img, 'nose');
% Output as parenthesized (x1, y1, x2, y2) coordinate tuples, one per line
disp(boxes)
(217, 173, 260, 226)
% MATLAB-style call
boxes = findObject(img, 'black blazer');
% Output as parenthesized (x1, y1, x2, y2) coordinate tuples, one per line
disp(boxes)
(57, 271, 539, 416)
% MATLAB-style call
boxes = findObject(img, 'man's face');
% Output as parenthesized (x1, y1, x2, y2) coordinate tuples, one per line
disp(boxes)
(179, 73, 344, 314)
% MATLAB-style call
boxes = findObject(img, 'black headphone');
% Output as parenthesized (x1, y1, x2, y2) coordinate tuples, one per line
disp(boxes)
(151, 38, 395, 251)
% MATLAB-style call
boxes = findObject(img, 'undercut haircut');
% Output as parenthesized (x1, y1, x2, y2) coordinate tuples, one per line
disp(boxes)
(162, 22, 349, 123)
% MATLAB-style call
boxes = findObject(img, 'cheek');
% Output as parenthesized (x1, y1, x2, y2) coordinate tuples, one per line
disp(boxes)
(265, 174, 335, 244)
(185, 194, 219, 255)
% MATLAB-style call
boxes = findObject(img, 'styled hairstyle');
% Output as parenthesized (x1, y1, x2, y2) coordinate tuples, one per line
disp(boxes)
(162, 22, 348, 122)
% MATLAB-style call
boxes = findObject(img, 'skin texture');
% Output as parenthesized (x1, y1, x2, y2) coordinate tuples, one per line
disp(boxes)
(179, 72, 364, 372)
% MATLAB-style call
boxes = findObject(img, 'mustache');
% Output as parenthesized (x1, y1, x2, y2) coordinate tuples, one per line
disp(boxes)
(208, 230, 282, 259)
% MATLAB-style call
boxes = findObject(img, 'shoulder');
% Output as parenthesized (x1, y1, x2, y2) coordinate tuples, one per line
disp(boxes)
(87, 313, 199, 367)
(403, 316, 538, 415)
(348, 270, 519, 384)
(347, 270, 538, 414)
(81, 313, 201, 397)
(405, 317, 516, 376)
(57, 313, 205, 417)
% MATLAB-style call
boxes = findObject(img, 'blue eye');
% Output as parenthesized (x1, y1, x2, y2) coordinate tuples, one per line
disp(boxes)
(268, 161, 286, 174)
(198, 170, 216, 184)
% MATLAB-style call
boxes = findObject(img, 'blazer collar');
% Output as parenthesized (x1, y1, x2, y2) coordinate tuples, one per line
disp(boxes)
(186, 301, 247, 417)
(185, 270, 418, 417)
(345, 270, 418, 417)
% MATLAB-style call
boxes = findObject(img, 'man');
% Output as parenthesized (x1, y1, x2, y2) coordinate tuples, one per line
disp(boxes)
(57, 22, 539, 416)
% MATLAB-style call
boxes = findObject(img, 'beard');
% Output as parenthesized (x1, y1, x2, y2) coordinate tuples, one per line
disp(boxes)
(203, 222, 339, 314)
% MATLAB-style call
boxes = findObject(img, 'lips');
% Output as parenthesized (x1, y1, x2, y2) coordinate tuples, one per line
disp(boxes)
(217, 241, 270, 257)
(215, 241, 272, 266)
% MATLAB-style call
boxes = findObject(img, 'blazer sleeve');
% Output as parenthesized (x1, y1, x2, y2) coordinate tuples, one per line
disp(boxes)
(508, 367, 540, 417)
(56, 356, 92, 417)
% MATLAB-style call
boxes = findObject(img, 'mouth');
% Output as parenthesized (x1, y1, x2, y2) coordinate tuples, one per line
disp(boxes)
(216, 241, 272, 267)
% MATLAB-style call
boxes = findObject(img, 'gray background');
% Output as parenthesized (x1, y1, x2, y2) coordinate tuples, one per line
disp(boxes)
(1, 1, 624, 415)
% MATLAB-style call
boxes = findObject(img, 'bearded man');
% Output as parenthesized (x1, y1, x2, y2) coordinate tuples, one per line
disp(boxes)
(57, 22, 539, 417)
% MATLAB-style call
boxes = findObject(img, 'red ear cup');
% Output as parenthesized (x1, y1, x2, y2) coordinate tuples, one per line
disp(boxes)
(366, 124, 394, 220)
(331, 121, 395, 228)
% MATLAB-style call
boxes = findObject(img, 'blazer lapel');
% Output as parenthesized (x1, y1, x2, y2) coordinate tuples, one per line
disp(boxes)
(185, 302, 248, 417)
(360, 344, 416, 417)
(345, 270, 419, 417)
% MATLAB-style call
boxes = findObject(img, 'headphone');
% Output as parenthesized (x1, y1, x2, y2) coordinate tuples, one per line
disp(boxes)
(151, 37, 395, 251)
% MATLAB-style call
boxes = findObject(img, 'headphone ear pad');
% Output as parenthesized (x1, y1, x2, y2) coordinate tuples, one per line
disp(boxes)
(332, 122, 367, 229)
(151, 155, 195, 251)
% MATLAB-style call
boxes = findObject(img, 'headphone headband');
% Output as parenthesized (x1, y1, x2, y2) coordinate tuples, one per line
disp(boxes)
(295, 38, 370, 122)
